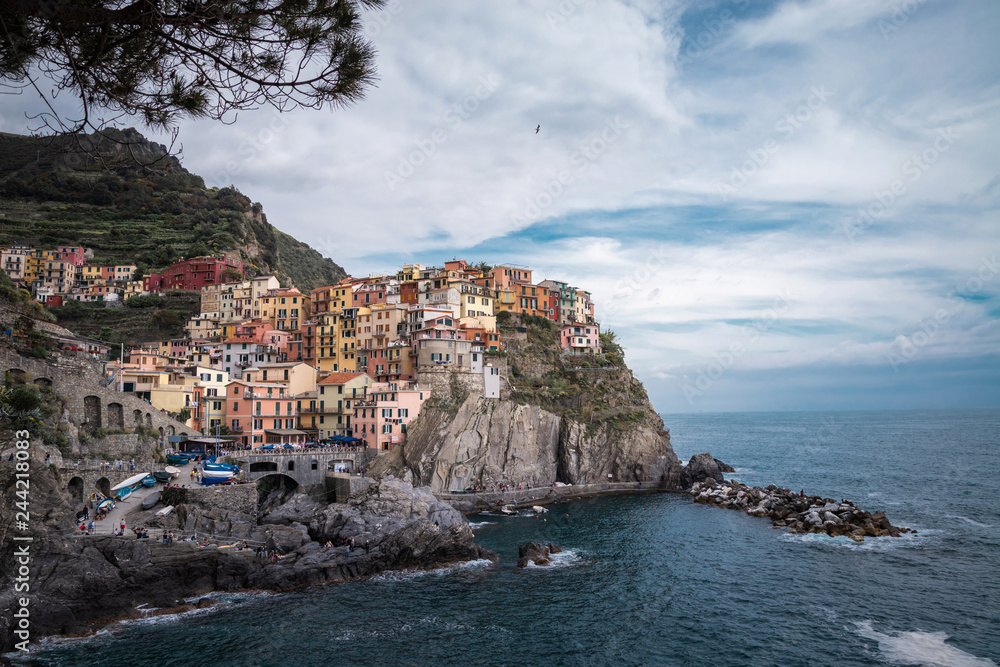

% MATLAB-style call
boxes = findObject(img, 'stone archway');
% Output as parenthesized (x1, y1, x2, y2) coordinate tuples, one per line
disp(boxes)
(7, 369, 27, 383)
(255, 473, 299, 503)
(34, 377, 52, 387)
(107, 403, 124, 429)
(167, 425, 175, 436)
(95, 477, 111, 497)
(145, 413, 152, 427)
(133, 409, 143, 425)
(84, 396, 102, 429)
(158, 427, 164, 439)
(68, 476, 85, 503)
(249, 461, 278, 473)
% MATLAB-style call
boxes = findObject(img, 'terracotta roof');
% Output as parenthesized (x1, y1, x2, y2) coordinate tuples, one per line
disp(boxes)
(223, 337, 261, 344)
(319, 371, 370, 385)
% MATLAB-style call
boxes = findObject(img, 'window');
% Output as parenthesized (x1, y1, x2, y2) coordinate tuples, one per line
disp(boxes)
(233, 402, 239, 411)
(382, 424, 393, 434)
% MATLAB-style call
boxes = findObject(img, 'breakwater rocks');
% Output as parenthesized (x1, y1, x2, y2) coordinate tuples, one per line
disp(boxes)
(689, 479, 914, 541)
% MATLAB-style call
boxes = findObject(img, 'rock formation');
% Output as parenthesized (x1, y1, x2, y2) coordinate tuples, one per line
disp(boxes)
(688, 479, 914, 541)
(0, 465, 494, 652)
(517, 542, 562, 568)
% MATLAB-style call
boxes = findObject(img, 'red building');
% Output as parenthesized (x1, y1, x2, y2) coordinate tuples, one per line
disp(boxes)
(52, 246, 87, 266)
(143, 256, 243, 292)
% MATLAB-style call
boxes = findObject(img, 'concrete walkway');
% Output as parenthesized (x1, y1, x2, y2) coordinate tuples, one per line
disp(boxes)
(87, 459, 202, 535)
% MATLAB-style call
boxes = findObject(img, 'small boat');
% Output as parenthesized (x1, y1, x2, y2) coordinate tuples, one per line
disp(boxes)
(110, 472, 149, 492)
(141, 475, 156, 487)
(532, 505, 548, 513)
(141, 492, 160, 511)
(155, 505, 174, 517)
(115, 486, 133, 501)
(164, 466, 180, 478)
(499, 505, 516, 515)
(97, 498, 115, 512)
(203, 461, 240, 473)
(152, 471, 171, 483)
(200, 469, 236, 485)
(166, 453, 190, 465)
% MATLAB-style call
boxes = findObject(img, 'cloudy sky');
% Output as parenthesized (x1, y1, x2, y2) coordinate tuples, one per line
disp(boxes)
(4, 0, 999, 413)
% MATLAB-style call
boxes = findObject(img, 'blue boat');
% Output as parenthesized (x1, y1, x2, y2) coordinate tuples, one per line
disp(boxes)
(200, 469, 236, 485)
(115, 486, 133, 501)
(203, 461, 240, 473)
(166, 453, 190, 465)
(141, 475, 156, 487)
(97, 498, 115, 512)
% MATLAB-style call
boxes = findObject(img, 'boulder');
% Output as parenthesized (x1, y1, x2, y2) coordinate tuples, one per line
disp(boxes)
(517, 541, 558, 568)
(684, 453, 727, 485)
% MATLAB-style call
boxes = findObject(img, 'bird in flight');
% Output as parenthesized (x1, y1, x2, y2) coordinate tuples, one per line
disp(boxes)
(535, 125, 540, 134)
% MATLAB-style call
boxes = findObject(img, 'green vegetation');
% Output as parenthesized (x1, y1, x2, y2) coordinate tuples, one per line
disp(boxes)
(0, 374, 70, 455)
(600, 329, 626, 367)
(0, 131, 347, 292)
(57, 291, 200, 343)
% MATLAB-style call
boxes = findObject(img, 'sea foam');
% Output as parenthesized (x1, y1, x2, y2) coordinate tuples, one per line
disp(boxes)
(854, 620, 997, 667)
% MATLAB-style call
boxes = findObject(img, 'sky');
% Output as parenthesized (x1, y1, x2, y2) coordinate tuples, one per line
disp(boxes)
(2, 0, 999, 413)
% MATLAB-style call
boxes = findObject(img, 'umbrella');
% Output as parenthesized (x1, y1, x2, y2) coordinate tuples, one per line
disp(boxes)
(342, 437, 362, 443)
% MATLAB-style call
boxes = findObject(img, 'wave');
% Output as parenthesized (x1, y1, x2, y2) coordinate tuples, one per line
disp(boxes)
(467, 521, 497, 529)
(524, 549, 585, 570)
(778, 529, 930, 552)
(942, 515, 994, 529)
(369, 558, 495, 581)
(854, 620, 997, 666)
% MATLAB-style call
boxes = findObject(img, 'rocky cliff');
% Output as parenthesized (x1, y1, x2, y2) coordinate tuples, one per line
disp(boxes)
(379, 317, 686, 492)
(0, 461, 494, 652)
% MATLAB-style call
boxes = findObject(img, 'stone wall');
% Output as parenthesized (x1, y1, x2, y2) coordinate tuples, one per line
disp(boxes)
(326, 473, 371, 503)
(161, 484, 258, 521)
(0, 349, 200, 445)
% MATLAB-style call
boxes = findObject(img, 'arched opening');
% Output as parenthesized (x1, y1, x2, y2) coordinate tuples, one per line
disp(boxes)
(311, 460, 318, 470)
(287, 460, 295, 471)
(7, 369, 27, 383)
(34, 377, 53, 387)
(158, 427, 164, 439)
(84, 396, 102, 430)
(167, 425, 175, 436)
(95, 477, 111, 498)
(145, 413, 152, 427)
(256, 473, 299, 508)
(133, 409, 143, 425)
(107, 402, 124, 429)
(68, 476, 85, 503)
(249, 461, 279, 473)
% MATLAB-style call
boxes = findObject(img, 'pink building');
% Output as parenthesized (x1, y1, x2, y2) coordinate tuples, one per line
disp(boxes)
(352, 381, 431, 451)
(560, 322, 601, 355)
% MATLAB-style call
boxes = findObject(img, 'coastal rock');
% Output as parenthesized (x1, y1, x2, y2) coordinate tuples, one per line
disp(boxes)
(517, 541, 559, 568)
(684, 453, 728, 485)
(687, 478, 912, 541)
(0, 467, 495, 652)
(389, 392, 680, 492)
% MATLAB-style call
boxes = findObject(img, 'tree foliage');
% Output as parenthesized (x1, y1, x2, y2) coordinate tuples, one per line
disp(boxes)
(0, 0, 384, 144)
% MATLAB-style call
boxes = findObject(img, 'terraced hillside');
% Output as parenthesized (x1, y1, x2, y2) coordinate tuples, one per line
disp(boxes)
(0, 129, 346, 291)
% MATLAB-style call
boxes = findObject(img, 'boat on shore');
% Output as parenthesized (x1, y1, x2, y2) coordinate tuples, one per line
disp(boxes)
(201, 469, 236, 485)
(166, 454, 191, 465)
(97, 498, 115, 512)
(155, 505, 174, 517)
(141, 475, 156, 487)
(203, 461, 240, 473)
(141, 492, 160, 511)
(115, 486, 133, 501)
(152, 471, 171, 483)
(163, 466, 180, 478)
(110, 472, 149, 492)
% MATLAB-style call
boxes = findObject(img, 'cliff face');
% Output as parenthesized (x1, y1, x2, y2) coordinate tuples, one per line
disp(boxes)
(391, 319, 684, 492)
(400, 394, 682, 493)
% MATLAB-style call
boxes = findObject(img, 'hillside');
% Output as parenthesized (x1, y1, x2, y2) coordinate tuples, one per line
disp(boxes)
(0, 129, 346, 291)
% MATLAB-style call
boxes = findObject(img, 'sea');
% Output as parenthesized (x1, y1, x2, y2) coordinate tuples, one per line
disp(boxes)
(22, 409, 1000, 667)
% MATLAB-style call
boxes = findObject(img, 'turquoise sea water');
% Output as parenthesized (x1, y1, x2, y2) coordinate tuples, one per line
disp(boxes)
(24, 410, 1000, 666)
